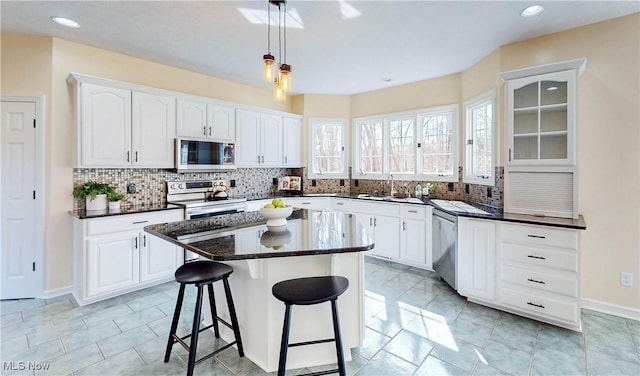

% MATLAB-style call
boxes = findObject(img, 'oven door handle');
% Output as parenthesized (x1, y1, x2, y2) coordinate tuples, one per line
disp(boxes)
(186, 206, 245, 218)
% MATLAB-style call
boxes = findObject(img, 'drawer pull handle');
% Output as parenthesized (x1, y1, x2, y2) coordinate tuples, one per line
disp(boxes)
(408, 210, 418, 213)
(337, 203, 344, 206)
(527, 234, 546, 239)
(527, 278, 546, 285)
(527, 255, 546, 260)
(302, 202, 311, 205)
(527, 302, 545, 309)
(133, 220, 149, 224)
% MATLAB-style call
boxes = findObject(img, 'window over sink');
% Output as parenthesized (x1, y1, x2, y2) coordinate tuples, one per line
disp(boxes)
(308, 118, 348, 179)
(353, 104, 459, 182)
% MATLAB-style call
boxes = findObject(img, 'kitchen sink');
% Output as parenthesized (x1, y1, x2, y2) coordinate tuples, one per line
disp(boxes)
(356, 194, 423, 204)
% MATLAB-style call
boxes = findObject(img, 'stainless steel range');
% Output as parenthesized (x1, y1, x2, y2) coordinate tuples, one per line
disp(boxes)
(167, 180, 246, 262)
(167, 180, 246, 219)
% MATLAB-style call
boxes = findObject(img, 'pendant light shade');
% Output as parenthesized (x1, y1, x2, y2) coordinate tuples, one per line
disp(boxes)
(263, 0, 292, 102)
(263, 54, 275, 81)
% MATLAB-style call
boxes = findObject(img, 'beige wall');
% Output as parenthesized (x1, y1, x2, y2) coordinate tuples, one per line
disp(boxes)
(2, 13, 638, 310)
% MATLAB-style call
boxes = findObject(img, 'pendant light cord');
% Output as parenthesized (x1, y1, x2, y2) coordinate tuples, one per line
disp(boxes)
(278, 3, 282, 66)
(283, 2, 287, 64)
(267, 0, 271, 54)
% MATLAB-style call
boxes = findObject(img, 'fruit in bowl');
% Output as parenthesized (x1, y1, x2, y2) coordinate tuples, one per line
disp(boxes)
(259, 199, 293, 232)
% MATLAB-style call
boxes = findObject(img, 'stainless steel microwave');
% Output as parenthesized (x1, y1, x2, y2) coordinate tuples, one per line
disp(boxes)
(174, 138, 236, 172)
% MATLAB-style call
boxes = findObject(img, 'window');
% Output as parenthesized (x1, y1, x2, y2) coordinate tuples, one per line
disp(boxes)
(388, 117, 415, 174)
(417, 106, 458, 180)
(309, 118, 347, 178)
(353, 104, 458, 182)
(463, 90, 495, 185)
(356, 119, 383, 175)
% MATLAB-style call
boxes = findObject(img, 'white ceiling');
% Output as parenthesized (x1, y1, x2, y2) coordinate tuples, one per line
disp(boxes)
(1, 1, 638, 95)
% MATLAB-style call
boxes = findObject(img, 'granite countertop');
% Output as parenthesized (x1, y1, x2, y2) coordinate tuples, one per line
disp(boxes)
(70, 191, 586, 230)
(69, 203, 183, 219)
(144, 209, 375, 261)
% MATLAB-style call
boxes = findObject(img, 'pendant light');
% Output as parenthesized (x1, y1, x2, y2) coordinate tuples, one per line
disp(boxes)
(263, 0, 292, 102)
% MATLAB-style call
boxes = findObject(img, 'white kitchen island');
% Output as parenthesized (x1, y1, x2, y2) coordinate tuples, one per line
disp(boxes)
(145, 209, 374, 372)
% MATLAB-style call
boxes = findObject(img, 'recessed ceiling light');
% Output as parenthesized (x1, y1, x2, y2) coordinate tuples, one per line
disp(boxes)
(51, 16, 80, 28)
(521, 5, 543, 17)
(381, 78, 392, 82)
(547, 86, 559, 91)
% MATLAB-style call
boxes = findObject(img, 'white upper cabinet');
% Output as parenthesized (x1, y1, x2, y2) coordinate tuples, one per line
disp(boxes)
(176, 98, 235, 141)
(208, 103, 235, 141)
(132, 91, 176, 167)
(79, 83, 132, 167)
(500, 58, 586, 219)
(506, 70, 576, 166)
(282, 116, 302, 167)
(236, 109, 283, 167)
(71, 75, 176, 168)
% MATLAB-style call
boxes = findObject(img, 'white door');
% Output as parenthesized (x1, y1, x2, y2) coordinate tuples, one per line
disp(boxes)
(1, 101, 37, 299)
(176, 99, 207, 139)
(208, 103, 235, 141)
(283, 116, 302, 166)
(132, 91, 176, 167)
(139, 232, 179, 283)
(260, 113, 283, 166)
(372, 216, 400, 259)
(86, 232, 139, 298)
(80, 83, 131, 167)
(400, 218, 427, 265)
(235, 109, 261, 167)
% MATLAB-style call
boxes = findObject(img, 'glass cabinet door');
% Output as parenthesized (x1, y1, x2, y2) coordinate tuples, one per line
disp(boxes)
(509, 71, 572, 164)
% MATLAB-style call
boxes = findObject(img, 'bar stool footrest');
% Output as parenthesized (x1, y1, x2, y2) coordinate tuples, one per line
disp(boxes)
(298, 369, 342, 376)
(289, 338, 336, 348)
(193, 341, 239, 366)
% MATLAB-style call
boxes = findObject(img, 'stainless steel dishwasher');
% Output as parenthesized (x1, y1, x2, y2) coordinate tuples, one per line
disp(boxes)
(432, 208, 457, 290)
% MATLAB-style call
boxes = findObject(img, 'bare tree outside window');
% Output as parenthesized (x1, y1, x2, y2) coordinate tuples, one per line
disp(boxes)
(420, 113, 453, 175)
(311, 119, 345, 175)
(358, 120, 383, 173)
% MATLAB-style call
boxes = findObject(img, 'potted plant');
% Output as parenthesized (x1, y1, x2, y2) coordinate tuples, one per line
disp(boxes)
(72, 181, 112, 211)
(107, 191, 124, 210)
(424, 182, 436, 197)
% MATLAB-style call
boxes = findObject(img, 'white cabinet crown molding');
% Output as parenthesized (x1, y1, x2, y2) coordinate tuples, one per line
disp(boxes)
(499, 58, 587, 82)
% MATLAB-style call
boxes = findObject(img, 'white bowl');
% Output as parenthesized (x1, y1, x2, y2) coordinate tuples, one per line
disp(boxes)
(259, 206, 293, 231)
(260, 230, 292, 248)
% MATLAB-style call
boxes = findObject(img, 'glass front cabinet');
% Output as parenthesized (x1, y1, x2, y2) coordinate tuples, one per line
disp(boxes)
(500, 59, 586, 219)
(506, 70, 576, 165)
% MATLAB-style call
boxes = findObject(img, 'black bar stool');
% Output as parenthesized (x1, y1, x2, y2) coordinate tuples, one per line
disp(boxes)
(272, 276, 349, 376)
(164, 260, 244, 376)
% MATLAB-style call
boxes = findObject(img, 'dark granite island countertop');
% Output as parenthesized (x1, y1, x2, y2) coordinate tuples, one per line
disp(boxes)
(144, 209, 373, 372)
(144, 208, 375, 260)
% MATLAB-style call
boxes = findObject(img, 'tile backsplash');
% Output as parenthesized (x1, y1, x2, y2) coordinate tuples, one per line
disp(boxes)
(73, 168, 289, 210)
(73, 166, 504, 210)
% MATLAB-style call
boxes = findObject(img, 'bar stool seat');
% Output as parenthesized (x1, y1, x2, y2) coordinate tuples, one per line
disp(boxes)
(165, 261, 244, 376)
(272, 276, 349, 376)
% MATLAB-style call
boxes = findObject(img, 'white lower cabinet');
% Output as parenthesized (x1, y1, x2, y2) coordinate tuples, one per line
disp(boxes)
(457, 217, 496, 301)
(86, 231, 140, 297)
(371, 215, 401, 259)
(73, 209, 183, 306)
(399, 205, 432, 269)
(497, 222, 581, 329)
(286, 197, 328, 211)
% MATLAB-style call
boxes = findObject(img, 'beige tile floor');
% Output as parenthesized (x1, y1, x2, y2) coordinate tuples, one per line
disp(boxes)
(1, 257, 639, 375)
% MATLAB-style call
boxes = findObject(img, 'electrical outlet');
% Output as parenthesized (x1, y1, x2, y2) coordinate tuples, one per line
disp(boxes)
(230, 180, 236, 188)
(621, 272, 633, 287)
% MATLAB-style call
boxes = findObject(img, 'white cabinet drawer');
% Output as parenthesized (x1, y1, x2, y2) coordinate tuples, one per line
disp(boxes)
(360, 201, 400, 217)
(246, 199, 272, 212)
(500, 287, 579, 324)
(501, 265, 578, 297)
(86, 209, 183, 236)
(501, 223, 578, 250)
(332, 198, 350, 211)
(501, 242, 578, 272)
(286, 197, 327, 211)
(400, 204, 427, 219)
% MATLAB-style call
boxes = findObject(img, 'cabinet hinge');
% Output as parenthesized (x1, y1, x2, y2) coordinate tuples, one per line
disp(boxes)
(32, 262, 36, 271)
(33, 119, 36, 128)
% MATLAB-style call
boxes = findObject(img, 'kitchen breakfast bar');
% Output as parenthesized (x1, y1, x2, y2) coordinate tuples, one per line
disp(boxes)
(144, 209, 374, 372)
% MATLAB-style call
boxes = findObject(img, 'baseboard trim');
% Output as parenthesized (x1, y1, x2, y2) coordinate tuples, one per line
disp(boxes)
(582, 298, 640, 321)
(41, 286, 73, 299)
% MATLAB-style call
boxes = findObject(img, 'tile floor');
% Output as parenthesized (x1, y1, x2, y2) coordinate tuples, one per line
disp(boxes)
(1, 257, 639, 376)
